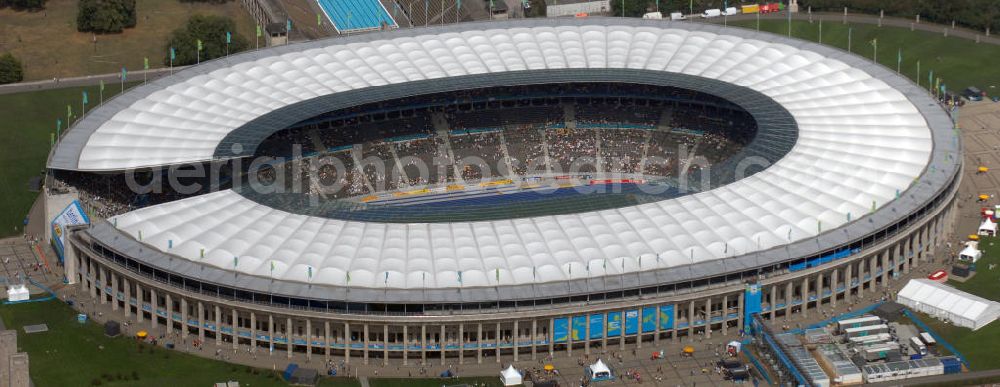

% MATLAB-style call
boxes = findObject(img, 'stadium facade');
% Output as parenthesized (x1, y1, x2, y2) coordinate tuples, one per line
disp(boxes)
(47, 18, 960, 364)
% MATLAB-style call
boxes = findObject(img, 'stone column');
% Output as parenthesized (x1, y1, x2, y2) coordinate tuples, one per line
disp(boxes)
(344, 322, 351, 364)
(421, 324, 427, 363)
(198, 302, 205, 343)
(495, 322, 501, 363)
(97, 266, 105, 304)
(307, 319, 314, 360)
(135, 282, 143, 323)
(150, 288, 158, 330)
(181, 298, 189, 339)
(250, 312, 257, 350)
(382, 325, 388, 364)
(705, 298, 712, 339)
(439, 325, 446, 365)
(845, 262, 854, 301)
(831, 267, 839, 307)
(567, 317, 573, 357)
(817, 273, 824, 307)
(721, 295, 729, 336)
(737, 292, 745, 333)
(769, 285, 777, 320)
(325, 321, 331, 360)
(122, 277, 131, 319)
(216, 306, 223, 347)
(688, 301, 695, 337)
(636, 308, 643, 349)
(784, 282, 793, 320)
(363, 323, 370, 364)
(79, 256, 89, 294)
(671, 304, 678, 342)
(461, 323, 468, 364)
(548, 319, 555, 358)
(110, 273, 119, 311)
(584, 316, 591, 355)
(881, 252, 890, 288)
(801, 277, 809, 318)
(268, 316, 275, 356)
(287, 317, 293, 358)
(513, 320, 520, 361)
(165, 294, 173, 334)
(232, 308, 239, 350)
(402, 325, 408, 365)
(531, 320, 537, 360)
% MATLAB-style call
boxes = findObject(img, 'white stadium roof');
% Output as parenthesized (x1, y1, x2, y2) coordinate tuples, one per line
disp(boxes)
(56, 19, 954, 292)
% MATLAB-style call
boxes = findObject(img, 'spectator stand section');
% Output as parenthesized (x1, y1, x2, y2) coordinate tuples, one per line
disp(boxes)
(318, 0, 397, 33)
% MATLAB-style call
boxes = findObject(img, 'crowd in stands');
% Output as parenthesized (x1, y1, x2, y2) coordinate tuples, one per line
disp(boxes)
(59, 83, 758, 217)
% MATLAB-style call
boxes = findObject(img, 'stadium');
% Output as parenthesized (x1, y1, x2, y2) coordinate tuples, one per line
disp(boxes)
(46, 18, 960, 365)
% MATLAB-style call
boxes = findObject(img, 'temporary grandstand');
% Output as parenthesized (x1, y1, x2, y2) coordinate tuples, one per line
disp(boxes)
(318, 0, 397, 32)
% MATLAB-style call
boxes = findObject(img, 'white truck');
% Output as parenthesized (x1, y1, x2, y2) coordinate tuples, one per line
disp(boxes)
(722, 7, 738, 16)
(701, 9, 721, 18)
(910, 336, 928, 356)
(642, 11, 663, 19)
(670, 12, 686, 20)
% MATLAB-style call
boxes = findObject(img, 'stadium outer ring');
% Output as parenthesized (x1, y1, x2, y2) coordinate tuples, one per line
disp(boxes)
(57, 18, 960, 361)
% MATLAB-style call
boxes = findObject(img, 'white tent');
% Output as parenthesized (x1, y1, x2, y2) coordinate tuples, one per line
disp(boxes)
(500, 365, 522, 386)
(897, 279, 1000, 330)
(979, 218, 997, 236)
(959, 243, 982, 262)
(6, 285, 28, 302)
(588, 359, 613, 381)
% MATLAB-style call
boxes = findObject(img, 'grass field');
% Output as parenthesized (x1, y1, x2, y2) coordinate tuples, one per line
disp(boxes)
(0, 0, 256, 81)
(949, 236, 1000, 297)
(0, 82, 139, 237)
(1, 299, 295, 386)
(729, 19, 1000, 95)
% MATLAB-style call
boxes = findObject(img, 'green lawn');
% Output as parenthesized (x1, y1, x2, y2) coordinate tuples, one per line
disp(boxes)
(949, 236, 1000, 297)
(729, 20, 1000, 94)
(0, 299, 306, 386)
(0, 0, 256, 81)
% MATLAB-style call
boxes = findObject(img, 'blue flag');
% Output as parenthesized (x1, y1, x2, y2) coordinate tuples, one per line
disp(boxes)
(170, 47, 176, 61)
(226, 31, 232, 44)
(121, 67, 127, 81)
(286, 19, 292, 32)
(82, 91, 88, 105)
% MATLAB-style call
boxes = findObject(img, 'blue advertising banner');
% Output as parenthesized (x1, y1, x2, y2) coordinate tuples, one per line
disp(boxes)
(553, 317, 569, 343)
(625, 309, 639, 335)
(589, 313, 604, 339)
(641, 306, 657, 333)
(744, 283, 763, 332)
(607, 312, 622, 337)
(659, 305, 675, 330)
(571, 315, 587, 341)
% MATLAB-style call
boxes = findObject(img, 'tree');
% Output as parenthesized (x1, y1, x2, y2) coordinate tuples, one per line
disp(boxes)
(0, 0, 46, 10)
(77, 0, 137, 33)
(164, 15, 250, 66)
(0, 53, 24, 85)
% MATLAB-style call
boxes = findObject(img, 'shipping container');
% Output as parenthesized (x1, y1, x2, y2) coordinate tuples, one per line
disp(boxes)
(844, 324, 889, 338)
(741, 4, 759, 14)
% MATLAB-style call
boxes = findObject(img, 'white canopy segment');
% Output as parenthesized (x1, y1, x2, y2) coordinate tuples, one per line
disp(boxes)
(959, 241, 981, 262)
(979, 218, 996, 236)
(898, 279, 1000, 331)
(501, 365, 523, 386)
(97, 21, 936, 290)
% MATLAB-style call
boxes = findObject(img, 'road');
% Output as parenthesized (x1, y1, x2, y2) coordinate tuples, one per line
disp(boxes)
(0, 66, 187, 96)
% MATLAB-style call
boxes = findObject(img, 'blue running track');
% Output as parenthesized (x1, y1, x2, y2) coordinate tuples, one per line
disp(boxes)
(318, 0, 397, 32)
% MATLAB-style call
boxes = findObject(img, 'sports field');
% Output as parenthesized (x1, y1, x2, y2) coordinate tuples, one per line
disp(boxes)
(730, 19, 1000, 94)
(0, 0, 255, 81)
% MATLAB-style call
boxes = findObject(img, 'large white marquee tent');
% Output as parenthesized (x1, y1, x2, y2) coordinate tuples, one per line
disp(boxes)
(897, 279, 1000, 330)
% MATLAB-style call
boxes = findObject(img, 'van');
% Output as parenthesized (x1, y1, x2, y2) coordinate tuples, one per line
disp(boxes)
(909, 336, 928, 356)
(701, 9, 721, 18)
(722, 7, 738, 16)
(642, 11, 663, 19)
(670, 12, 686, 20)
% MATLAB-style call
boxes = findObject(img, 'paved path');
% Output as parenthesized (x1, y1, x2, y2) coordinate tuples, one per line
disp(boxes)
(0, 67, 187, 96)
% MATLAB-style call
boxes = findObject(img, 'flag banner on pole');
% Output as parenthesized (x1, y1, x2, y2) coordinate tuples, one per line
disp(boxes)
(286, 19, 292, 32)
(170, 47, 176, 61)
(197, 39, 203, 51)
(317, 13, 322, 26)
(256, 24, 262, 38)
(99, 79, 104, 92)
(121, 67, 127, 81)
(226, 31, 232, 44)
(144, 57, 149, 70)
(67, 105, 72, 118)
(82, 91, 88, 105)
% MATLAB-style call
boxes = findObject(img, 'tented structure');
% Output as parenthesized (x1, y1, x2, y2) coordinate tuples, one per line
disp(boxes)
(500, 365, 522, 386)
(959, 242, 982, 262)
(979, 218, 997, 236)
(897, 279, 1000, 330)
(587, 359, 613, 381)
(6, 284, 28, 302)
